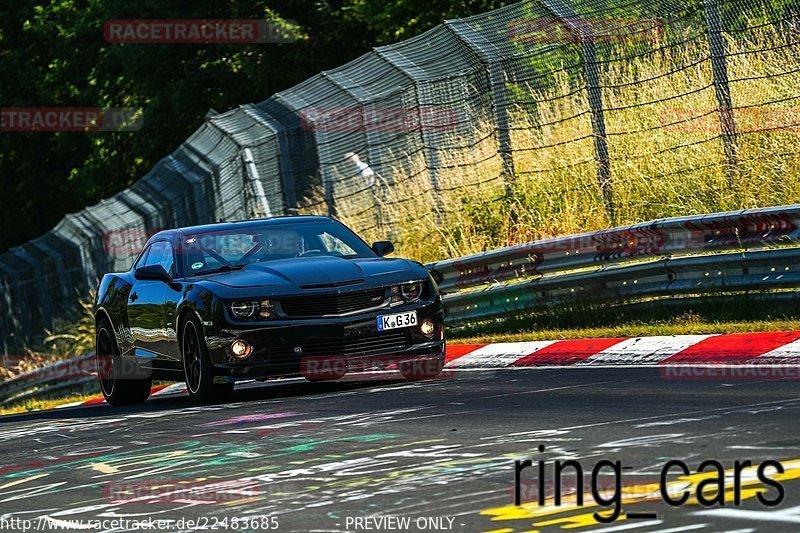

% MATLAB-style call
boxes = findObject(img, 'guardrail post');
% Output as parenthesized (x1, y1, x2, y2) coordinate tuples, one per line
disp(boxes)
(703, 0, 739, 187)
(540, 0, 614, 223)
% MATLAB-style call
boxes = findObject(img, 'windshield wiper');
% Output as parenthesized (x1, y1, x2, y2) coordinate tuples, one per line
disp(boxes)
(195, 263, 247, 275)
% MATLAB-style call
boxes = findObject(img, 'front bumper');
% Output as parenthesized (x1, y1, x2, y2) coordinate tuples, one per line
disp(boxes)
(205, 299, 445, 380)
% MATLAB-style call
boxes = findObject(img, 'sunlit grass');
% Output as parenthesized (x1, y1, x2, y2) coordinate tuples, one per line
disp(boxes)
(301, 23, 800, 264)
(455, 319, 800, 344)
(0, 391, 100, 417)
(451, 295, 800, 343)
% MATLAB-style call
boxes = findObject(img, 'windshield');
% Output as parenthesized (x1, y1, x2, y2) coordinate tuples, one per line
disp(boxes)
(182, 220, 376, 276)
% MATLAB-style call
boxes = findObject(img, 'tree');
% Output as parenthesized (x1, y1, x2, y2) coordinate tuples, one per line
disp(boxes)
(0, 0, 508, 251)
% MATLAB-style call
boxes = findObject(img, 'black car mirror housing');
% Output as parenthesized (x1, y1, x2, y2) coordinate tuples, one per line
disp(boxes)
(134, 264, 172, 283)
(372, 241, 394, 257)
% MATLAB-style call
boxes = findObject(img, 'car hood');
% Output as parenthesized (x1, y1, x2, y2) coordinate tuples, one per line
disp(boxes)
(194, 256, 417, 289)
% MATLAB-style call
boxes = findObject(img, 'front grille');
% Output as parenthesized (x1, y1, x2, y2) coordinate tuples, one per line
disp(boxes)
(279, 288, 386, 317)
(269, 330, 411, 366)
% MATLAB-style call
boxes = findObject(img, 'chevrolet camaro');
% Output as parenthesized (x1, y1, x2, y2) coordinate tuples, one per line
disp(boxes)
(94, 216, 445, 405)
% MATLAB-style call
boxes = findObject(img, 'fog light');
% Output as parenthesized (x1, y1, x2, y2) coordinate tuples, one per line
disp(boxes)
(420, 319, 436, 337)
(230, 339, 252, 359)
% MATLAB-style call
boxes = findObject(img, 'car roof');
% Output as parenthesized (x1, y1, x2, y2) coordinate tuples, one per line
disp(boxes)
(165, 216, 334, 236)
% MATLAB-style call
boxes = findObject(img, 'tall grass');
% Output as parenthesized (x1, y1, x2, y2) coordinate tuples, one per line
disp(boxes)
(301, 20, 800, 264)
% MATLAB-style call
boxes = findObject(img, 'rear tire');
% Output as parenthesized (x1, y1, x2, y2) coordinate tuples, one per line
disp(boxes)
(181, 315, 234, 403)
(96, 319, 151, 406)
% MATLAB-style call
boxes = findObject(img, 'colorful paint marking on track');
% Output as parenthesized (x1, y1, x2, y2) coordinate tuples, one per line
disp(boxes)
(2, 367, 800, 531)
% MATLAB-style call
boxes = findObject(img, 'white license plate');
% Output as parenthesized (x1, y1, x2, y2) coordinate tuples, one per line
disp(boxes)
(377, 310, 417, 331)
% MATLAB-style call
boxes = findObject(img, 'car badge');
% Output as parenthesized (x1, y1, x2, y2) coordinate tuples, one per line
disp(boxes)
(293, 346, 303, 355)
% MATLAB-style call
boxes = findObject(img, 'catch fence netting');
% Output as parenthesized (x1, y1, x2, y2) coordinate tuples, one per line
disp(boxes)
(1, 0, 798, 350)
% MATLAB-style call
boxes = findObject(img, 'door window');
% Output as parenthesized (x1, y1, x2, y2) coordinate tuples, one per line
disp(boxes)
(144, 241, 175, 277)
(132, 245, 150, 270)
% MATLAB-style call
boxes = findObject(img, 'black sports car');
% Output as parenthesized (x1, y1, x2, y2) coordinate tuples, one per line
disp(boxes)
(94, 216, 446, 405)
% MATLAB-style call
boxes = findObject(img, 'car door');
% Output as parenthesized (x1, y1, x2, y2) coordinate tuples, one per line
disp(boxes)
(128, 240, 174, 363)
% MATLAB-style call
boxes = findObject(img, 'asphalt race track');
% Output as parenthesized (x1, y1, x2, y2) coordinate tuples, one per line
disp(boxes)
(1, 368, 800, 532)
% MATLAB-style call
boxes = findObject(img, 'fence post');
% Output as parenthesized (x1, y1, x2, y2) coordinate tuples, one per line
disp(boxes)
(703, 0, 738, 187)
(274, 91, 337, 217)
(242, 148, 273, 218)
(324, 71, 388, 232)
(309, 128, 337, 217)
(417, 81, 444, 223)
(275, 133, 297, 213)
(321, 158, 337, 217)
(242, 103, 296, 214)
(362, 101, 389, 233)
(582, 41, 613, 223)
(540, 0, 614, 223)
(491, 63, 516, 199)
(444, 20, 516, 199)
(374, 47, 444, 223)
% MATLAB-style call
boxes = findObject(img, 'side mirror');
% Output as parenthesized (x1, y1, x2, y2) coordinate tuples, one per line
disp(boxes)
(134, 264, 172, 283)
(372, 241, 394, 257)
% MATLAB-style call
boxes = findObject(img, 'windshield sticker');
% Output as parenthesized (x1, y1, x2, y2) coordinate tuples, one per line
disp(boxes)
(191, 261, 204, 270)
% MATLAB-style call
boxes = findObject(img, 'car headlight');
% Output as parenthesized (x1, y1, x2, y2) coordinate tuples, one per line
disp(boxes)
(401, 282, 422, 301)
(390, 282, 424, 304)
(229, 300, 275, 319)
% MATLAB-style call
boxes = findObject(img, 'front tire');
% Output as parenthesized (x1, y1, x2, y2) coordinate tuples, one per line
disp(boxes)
(181, 316, 234, 403)
(96, 319, 151, 406)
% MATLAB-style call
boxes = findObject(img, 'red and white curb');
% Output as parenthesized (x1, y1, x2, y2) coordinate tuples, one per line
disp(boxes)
(444, 331, 800, 368)
(54, 331, 800, 409)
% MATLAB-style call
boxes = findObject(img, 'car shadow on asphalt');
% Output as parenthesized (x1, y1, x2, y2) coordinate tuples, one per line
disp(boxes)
(0, 377, 411, 424)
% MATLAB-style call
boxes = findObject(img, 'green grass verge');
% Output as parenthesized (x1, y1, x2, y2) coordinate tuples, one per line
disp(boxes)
(0, 379, 186, 417)
(450, 295, 800, 344)
(0, 391, 100, 417)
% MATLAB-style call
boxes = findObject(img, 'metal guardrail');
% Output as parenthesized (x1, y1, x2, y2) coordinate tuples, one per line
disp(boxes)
(427, 205, 800, 322)
(0, 353, 95, 405)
